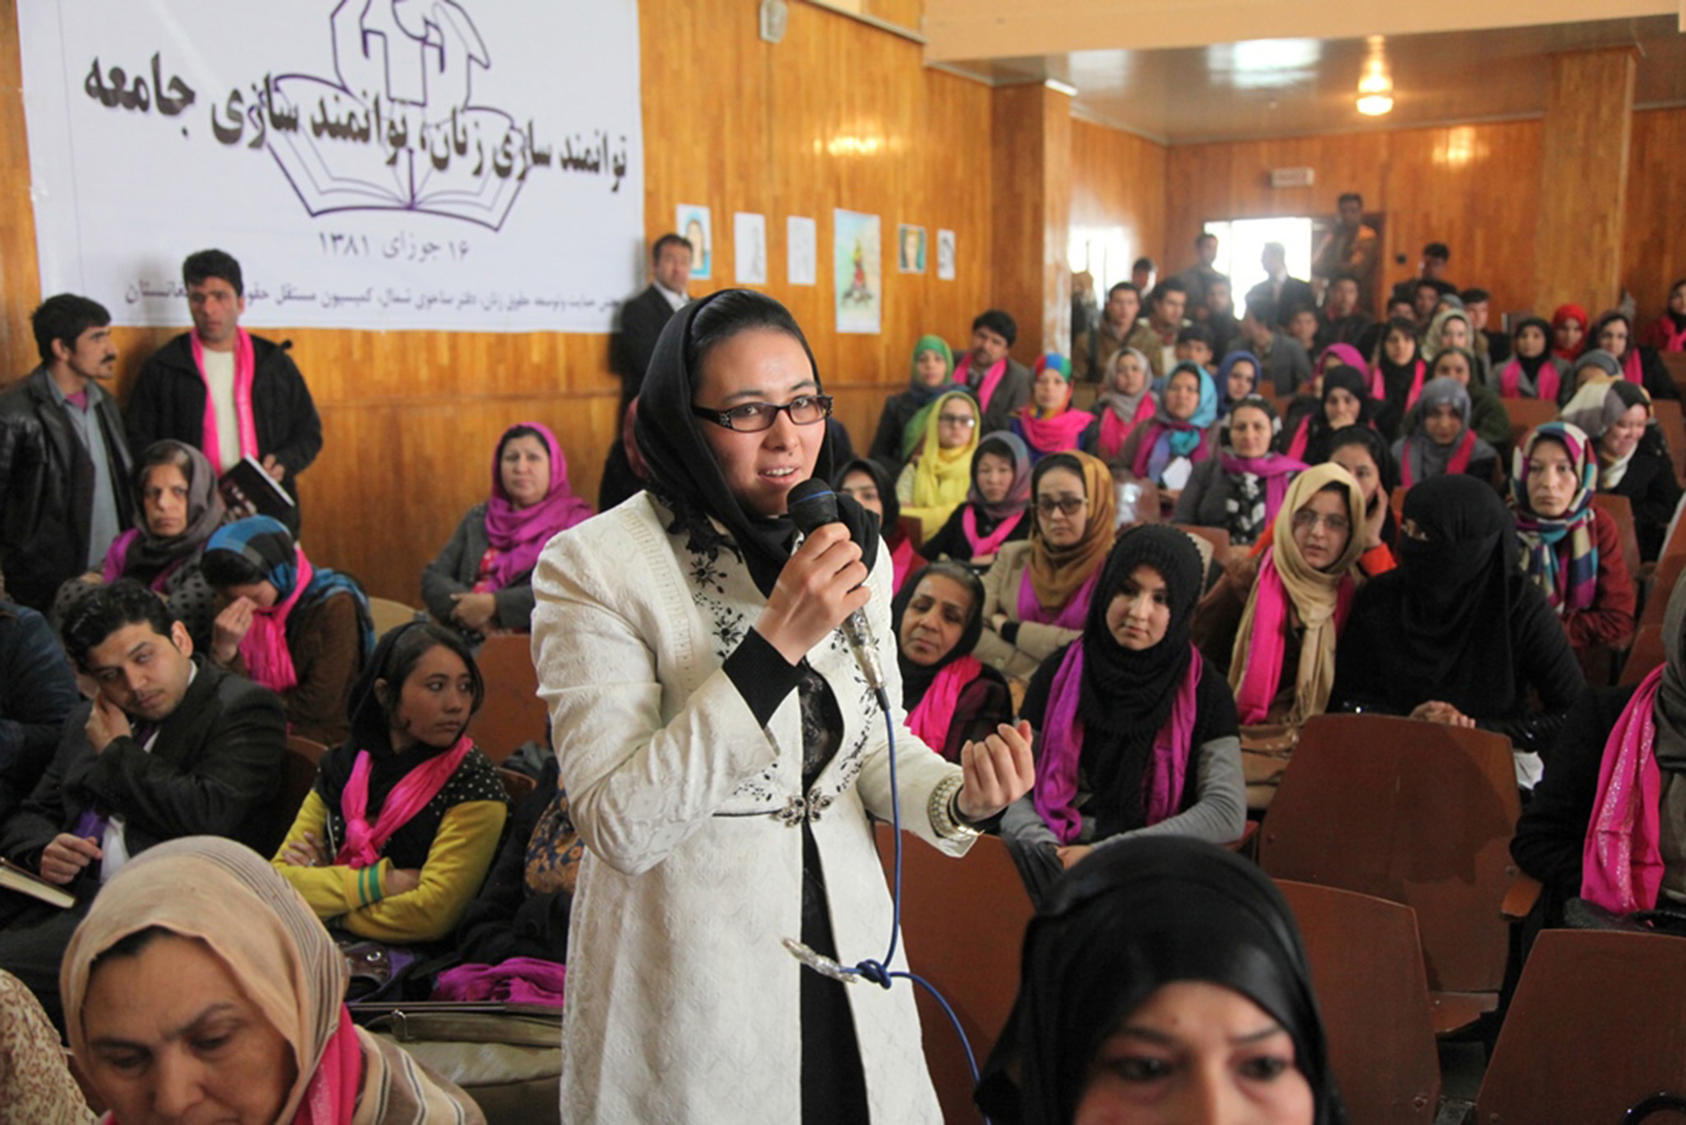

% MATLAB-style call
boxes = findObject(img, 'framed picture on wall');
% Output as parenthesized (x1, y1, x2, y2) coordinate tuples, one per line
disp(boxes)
(937, 229, 956, 281)
(897, 224, 926, 273)
(834, 209, 881, 334)
(677, 204, 712, 280)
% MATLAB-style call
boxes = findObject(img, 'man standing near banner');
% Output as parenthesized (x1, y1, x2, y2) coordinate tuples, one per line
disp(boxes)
(126, 250, 321, 530)
(615, 232, 693, 408)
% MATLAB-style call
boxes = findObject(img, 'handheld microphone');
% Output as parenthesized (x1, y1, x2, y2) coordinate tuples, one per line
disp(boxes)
(785, 479, 887, 695)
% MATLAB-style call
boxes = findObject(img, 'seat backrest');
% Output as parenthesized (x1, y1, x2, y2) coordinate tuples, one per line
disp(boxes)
(1645, 553, 1686, 628)
(1173, 522, 1231, 560)
(1504, 397, 1560, 451)
(896, 514, 926, 552)
(1274, 880, 1440, 1125)
(495, 765, 538, 805)
(1620, 622, 1666, 685)
(1476, 928, 1686, 1123)
(367, 596, 421, 639)
(272, 734, 330, 854)
(1259, 713, 1520, 993)
(874, 823, 1033, 1125)
(1589, 492, 1641, 584)
(1664, 349, 1686, 399)
(1653, 398, 1686, 484)
(470, 633, 548, 763)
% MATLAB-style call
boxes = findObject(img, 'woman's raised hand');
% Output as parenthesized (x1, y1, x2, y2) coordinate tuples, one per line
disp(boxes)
(957, 720, 1036, 821)
(754, 524, 870, 664)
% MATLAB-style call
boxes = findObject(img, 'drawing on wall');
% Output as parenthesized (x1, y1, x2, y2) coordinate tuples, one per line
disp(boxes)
(787, 215, 816, 285)
(678, 204, 712, 279)
(936, 228, 956, 280)
(897, 224, 925, 273)
(833, 209, 880, 334)
(734, 211, 766, 284)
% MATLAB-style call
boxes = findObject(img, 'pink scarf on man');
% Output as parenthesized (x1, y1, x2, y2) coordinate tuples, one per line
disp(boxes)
(240, 549, 315, 694)
(954, 355, 1007, 412)
(190, 328, 260, 474)
(335, 735, 475, 869)
(906, 655, 985, 760)
(1581, 665, 1667, 914)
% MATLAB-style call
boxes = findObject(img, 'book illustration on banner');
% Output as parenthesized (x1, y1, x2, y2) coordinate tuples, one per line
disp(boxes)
(678, 205, 712, 280)
(734, 212, 767, 285)
(833, 209, 881, 335)
(219, 456, 297, 523)
(0, 857, 75, 910)
(937, 229, 956, 281)
(897, 224, 925, 273)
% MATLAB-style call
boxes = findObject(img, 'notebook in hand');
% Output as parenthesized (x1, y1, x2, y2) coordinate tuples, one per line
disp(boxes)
(0, 857, 74, 909)
(219, 455, 297, 523)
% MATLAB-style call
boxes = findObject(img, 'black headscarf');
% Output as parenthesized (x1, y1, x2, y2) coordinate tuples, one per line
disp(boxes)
(635, 290, 844, 595)
(1302, 365, 1374, 465)
(831, 457, 900, 537)
(1374, 316, 1424, 426)
(976, 836, 1345, 1124)
(890, 561, 987, 710)
(1326, 423, 1399, 543)
(1511, 316, 1554, 383)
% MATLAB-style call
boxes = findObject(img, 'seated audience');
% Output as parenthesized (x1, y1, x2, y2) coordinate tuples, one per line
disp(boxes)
(1084, 347, 1157, 468)
(423, 422, 592, 639)
(455, 755, 578, 967)
(1174, 396, 1303, 547)
(920, 432, 1032, 569)
(1429, 348, 1512, 453)
(274, 621, 508, 945)
(1280, 365, 1374, 466)
(1116, 362, 1218, 500)
(1639, 278, 1686, 353)
(0, 592, 80, 824)
(1214, 349, 1261, 423)
(1462, 287, 1509, 367)
(835, 457, 921, 592)
(1552, 303, 1589, 362)
(1314, 270, 1373, 352)
(896, 390, 981, 541)
(1512, 568, 1686, 928)
(1011, 353, 1091, 464)
(1248, 426, 1398, 577)
(1560, 347, 1624, 405)
(892, 562, 1013, 763)
(1393, 377, 1499, 488)
(62, 836, 485, 1124)
(203, 516, 374, 746)
(1331, 474, 1585, 784)
(1001, 526, 1244, 902)
(1511, 422, 1636, 667)
(0, 581, 285, 1026)
(1239, 295, 1312, 396)
(1423, 305, 1488, 382)
(1371, 316, 1428, 438)
(1285, 303, 1320, 359)
(1139, 280, 1191, 381)
(1174, 323, 1215, 377)
(976, 836, 1341, 1125)
(976, 452, 1116, 682)
(1594, 309, 1679, 402)
(1561, 380, 1681, 561)
(1492, 316, 1569, 400)
(955, 310, 1031, 434)
(866, 334, 953, 472)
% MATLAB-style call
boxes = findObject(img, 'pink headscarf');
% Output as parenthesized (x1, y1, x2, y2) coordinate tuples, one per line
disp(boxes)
(482, 422, 593, 590)
(1319, 343, 1376, 399)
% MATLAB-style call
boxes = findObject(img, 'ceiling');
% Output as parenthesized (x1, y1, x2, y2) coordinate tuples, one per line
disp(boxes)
(938, 15, 1686, 143)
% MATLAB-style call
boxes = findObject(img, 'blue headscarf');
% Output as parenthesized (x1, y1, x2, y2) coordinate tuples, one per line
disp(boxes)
(204, 516, 375, 659)
(1166, 361, 1218, 457)
(1216, 350, 1263, 418)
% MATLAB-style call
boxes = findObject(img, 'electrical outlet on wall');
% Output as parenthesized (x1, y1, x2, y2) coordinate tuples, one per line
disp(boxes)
(759, 0, 787, 43)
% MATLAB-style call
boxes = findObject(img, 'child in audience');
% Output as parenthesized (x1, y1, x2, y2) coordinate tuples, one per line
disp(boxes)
(1174, 323, 1216, 376)
(975, 451, 1116, 683)
(423, 421, 593, 639)
(1593, 309, 1679, 402)
(1562, 379, 1681, 561)
(274, 621, 507, 945)
(897, 389, 980, 540)
(203, 515, 374, 745)
(1175, 396, 1302, 547)
(1639, 278, 1686, 353)
(834, 457, 920, 592)
(866, 334, 954, 473)
(1001, 526, 1244, 903)
(892, 562, 1012, 763)
(1392, 376, 1500, 488)
(1492, 316, 1569, 400)
(920, 431, 1032, 569)
(1115, 362, 1218, 503)
(1011, 353, 1092, 464)
(1085, 346, 1157, 468)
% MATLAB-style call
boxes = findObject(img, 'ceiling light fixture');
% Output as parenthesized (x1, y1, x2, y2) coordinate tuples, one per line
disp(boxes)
(1355, 35, 1393, 117)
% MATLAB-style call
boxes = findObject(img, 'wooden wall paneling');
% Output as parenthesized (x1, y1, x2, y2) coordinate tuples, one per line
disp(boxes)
(1533, 48, 1636, 318)
(0, 0, 41, 380)
(1622, 108, 1686, 333)
(1040, 88, 1073, 358)
(988, 83, 1071, 362)
(1069, 118, 1168, 293)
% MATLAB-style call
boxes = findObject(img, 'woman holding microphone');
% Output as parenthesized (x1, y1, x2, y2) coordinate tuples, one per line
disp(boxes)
(532, 290, 1034, 1123)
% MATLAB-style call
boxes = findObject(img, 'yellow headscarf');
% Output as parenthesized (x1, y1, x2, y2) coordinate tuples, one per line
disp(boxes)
(906, 390, 980, 539)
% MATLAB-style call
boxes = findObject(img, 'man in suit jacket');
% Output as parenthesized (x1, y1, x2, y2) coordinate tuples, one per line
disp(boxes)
(615, 233, 694, 409)
(954, 309, 1032, 435)
(1240, 294, 1313, 397)
(1245, 242, 1315, 329)
(0, 580, 285, 1027)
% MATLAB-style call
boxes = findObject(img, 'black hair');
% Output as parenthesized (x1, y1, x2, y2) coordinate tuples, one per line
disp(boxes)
(1387, 294, 1416, 311)
(133, 441, 199, 496)
(1131, 256, 1155, 272)
(30, 293, 111, 364)
(1152, 278, 1188, 302)
(1285, 302, 1317, 322)
(88, 925, 173, 976)
(1461, 287, 1491, 304)
(651, 232, 692, 262)
(182, 249, 244, 297)
(1244, 293, 1278, 324)
(1330, 270, 1360, 287)
(1176, 323, 1214, 348)
(495, 424, 549, 464)
(1194, 232, 1217, 248)
(1671, 278, 1686, 295)
(972, 309, 1018, 347)
(1415, 278, 1443, 295)
(684, 289, 818, 388)
(1106, 281, 1139, 301)
(62, 579, 179, 670)
(368, 621, 485, 729)
(1423, 242, 1450, 261)
(1337, 191, 1363, 207)
(199, 549, 268, 590)
(1032, 452, 1087, 498)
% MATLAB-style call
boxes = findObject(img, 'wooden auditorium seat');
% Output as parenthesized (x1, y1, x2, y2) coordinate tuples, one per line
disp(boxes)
(1664, 350, 1686, 400)
(1644, 552, 1686, 627)
(1620, 622, 1666, 685)
(1589, 492, 1641, 583)
(1502, 396, 1559, 450)
(1275, 880, 1441, 1124)
(470, 633, 549, 764)
(874, 823, 1033, 1125)
(367, 595, 422, 639)
(1653, 397, 1686, 484)
(270, 734, 330, 853)
(1475, 929, 1686, 1123)
(1258, 713, 1521, 1034)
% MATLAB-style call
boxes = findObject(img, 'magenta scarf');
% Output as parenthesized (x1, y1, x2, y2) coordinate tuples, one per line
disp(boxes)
(1402, 429, 1475, 488)
(239, 549, 314, 694)
(1097, 395, 1154, 461)
(963, 506, 1025, 558)
(101, 529, 185, 593)
(1233, 548, 1355, 724)
(1620, 346, 1645, 385)
(1033, 642, 1203, 843)
(335, 734, 475, 869)
(1581, 665, 1666, 913)
(1015, 403, 1094, 457)
(1129, 418, 1210, 481)
(906, 655, 984, 760)
(435, 958, 567, 1008)
(888, 534, 919, 595)
(1219, 451, 1304, 526)
(1499, 357, 1561, 401)
(955, 355, 1008, 412)
(189, 328, 259, 474)
(482, 422, 593, 590)
(1284, 415, 1312, 462)
(1017, 565, 1098, 629)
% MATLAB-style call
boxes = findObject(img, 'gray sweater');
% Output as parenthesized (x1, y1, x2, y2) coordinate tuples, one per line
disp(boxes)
(421, 503, 538, 632)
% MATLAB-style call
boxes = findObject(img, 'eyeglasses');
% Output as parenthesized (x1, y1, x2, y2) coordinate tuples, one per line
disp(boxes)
(1036, 496, 1086, 517)
(1291, 509, 1351, 535)
(938, 413, 977, 427)
(690, 393, 834, 432)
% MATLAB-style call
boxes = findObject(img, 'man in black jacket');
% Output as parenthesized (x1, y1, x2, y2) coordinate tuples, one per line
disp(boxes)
(126, 249, 321, 530)
(615, 232, 693, 408)
(0, 580, 286, 1026)
(0, 295, 133, 611)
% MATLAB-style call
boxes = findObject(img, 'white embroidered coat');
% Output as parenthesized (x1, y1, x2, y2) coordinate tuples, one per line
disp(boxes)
(531, 494, 971, 1123)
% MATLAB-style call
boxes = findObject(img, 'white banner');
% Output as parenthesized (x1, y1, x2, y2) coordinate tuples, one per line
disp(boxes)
(19, 1, 644, 333)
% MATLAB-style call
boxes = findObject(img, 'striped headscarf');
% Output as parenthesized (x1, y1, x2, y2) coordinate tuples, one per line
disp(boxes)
(1510, 421, 1599, 616)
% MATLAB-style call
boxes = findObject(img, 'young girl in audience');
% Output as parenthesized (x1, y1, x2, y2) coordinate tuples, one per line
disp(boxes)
(1214, 349, 1262, 422)
(976, 836, 1342, 1125)
(273, 621, 508, 944)
(1331, 474, 1585, 785)
(1510, 422, 1636, 669)
(62, 837, 485, 1124)
(1430, 347, 1513, 453)
(422, 421, 593, 639)
(1492, 316, 1569, 400)
(1085, 346, 1157, 468)
(1001, 526, 1245, 902)
(100, 439, 226, 647)
(1371, 316, 1427, 438)
(1280, 365, 1374, 465)
(1116, 361, 1218, 502)
(1593, 309, 1680, 401)
(1552, 303, 1589, 362)
(834, 457, 920, 592)
(1011, 353, 1092, 464)
(1392, 376, 1500, 488)
(897, 389, 981, 540)
(1562, 380, 1681, 561)
(892, 562, 1013, 763)
(920, 431, 1032, 568)
(866, 334, 953, 471)
(203, 515, 374, 745)
(975, 451, 1116, 682)
(1640, 278, 1686, 353)
(1174, 396, 1303, 547)
(1512, 567, 1686, 929)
